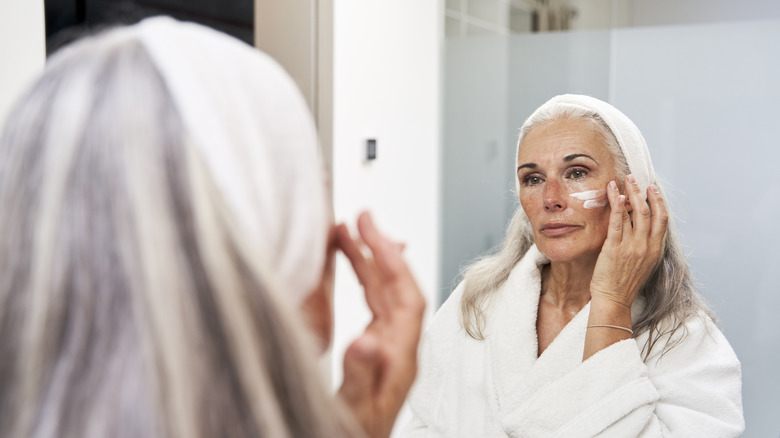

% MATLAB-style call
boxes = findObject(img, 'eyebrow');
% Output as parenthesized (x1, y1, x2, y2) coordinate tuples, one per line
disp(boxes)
(516, 163, 537, 173)
(564, 153, 598, 164)
(516, 153, 599, 173)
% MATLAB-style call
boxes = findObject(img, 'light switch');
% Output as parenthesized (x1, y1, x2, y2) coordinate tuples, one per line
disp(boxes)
(366, 139, 377, 160)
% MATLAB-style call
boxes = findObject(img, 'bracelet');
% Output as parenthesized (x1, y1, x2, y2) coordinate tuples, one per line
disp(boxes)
(587, 324, 633, 335)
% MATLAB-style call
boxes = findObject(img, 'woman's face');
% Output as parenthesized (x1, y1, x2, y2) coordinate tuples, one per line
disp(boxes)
(516, 118, 620, 264)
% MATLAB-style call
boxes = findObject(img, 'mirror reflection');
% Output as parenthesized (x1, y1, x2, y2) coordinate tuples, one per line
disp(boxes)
(440, 1, 780, 436)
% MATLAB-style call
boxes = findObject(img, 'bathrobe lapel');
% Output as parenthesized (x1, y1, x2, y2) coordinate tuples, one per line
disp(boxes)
(488, 245, 591, 416)
(487, 244, 646, 420)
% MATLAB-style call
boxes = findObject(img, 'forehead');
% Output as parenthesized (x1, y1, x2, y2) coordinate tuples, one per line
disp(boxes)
(517, 118, 612, 164)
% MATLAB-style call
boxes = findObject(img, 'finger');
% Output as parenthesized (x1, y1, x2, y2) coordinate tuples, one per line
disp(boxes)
(625, 174, 652, 237)
(357, 212, 405, 277)
(621, 200, 633, 241)
(336, 224, 389, 316)
(647, 185, 669, 246)
(338, 333, 382, 436)
(604, 180, 625, 246)
(335, 223, 380, 292)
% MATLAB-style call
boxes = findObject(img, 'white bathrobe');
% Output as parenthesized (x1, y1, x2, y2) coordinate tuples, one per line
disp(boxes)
(404, 245, 744, 437)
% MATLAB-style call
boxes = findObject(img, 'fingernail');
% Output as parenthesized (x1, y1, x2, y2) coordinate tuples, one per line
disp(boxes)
(618, 194, 626, 205)
(649, 185, 659, 194)
(609, 180, 618, 191)
(627, 174, 637, 185)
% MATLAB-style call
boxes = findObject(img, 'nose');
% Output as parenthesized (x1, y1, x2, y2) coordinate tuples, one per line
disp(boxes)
(543, 179, 567, 211)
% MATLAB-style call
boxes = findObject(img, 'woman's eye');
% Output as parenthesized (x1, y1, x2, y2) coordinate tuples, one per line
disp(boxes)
(568, 168, 587, 180)
(525, 175, 543, 186)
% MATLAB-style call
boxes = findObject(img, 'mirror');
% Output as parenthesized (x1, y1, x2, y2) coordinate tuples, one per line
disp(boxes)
(441, 1, 780, 435)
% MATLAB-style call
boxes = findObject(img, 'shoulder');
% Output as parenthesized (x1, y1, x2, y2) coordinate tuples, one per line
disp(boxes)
(643, 311, 741, 373)
(431, 247, 547, 339)
(424, 281, 467, 343)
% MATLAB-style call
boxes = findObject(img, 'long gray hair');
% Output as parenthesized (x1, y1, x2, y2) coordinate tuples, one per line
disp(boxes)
(459, 103, 712, 358)
(0, 29, 360, 438)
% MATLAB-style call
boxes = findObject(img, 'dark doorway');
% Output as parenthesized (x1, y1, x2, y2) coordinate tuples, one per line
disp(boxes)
(44, 0, 253, 55)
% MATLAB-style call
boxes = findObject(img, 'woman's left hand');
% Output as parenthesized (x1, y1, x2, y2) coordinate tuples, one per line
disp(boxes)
(590, 175, 669, 311)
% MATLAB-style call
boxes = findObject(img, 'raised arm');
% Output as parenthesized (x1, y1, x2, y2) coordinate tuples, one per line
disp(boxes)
(336, 212, 426, 438)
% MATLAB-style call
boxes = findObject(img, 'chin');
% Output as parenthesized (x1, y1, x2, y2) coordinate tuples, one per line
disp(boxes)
(535, 238, 602, 264)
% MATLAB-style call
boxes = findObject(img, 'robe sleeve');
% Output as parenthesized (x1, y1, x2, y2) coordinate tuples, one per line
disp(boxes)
(402, 415, 433, 438)
(402, 284, 469, 438)
(402, 329, 440, 438)
(500, 315, 744, 438)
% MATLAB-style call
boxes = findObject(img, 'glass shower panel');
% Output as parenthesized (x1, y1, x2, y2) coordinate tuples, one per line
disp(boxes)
(441, 35, 511, 295)
(505, 29, 612, 217)
(440, 29, 611, 299)
(610, 20, 780, 437)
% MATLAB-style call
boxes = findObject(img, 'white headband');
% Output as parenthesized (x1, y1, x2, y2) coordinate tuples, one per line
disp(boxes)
(517, 94, 656, 196)
(130, 17, 329, 304)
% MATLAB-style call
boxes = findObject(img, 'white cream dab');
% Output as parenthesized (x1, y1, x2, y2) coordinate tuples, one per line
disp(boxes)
(569, 189, 607, 209)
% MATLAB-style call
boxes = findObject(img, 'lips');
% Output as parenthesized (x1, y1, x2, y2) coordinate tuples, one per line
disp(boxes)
(540, 223, 580, 237)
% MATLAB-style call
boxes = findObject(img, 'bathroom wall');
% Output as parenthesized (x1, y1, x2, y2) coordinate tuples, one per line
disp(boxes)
(0, 0, 46, 131)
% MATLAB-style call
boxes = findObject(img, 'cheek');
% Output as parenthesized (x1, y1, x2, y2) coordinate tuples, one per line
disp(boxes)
(519, 190, 541, 215)
(585, 207, 612, 240)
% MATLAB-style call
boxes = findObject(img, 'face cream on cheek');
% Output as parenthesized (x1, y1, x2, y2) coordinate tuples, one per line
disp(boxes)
(569, 189, 607, 209)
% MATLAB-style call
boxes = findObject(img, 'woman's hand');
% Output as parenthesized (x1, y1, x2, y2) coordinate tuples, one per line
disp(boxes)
(585, 175, 668, 359)
(336, 212, 426, 438)
(590, 175, 668, 308)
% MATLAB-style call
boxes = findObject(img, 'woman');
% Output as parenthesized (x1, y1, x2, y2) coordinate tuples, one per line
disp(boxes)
(0, 18, 424, 438)
(405, 95, 744, 437)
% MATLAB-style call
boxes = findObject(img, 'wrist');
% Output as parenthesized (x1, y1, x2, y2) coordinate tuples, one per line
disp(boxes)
(589, 291, 633, 310)
(588, 298, 632, 327)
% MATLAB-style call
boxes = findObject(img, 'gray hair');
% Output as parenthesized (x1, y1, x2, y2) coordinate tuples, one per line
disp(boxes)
(459, 103, 712, 359)
(0, 33, 361, 438)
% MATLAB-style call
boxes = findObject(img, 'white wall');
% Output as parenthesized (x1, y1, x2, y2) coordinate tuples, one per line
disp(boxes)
(254, 0, 335, 171)
(255, 0, 317, 111)
(565, 0, 780, 31)
(0, 0, 46, 131)
(627, 0, 780, 27)
(330, 0, 441, 435)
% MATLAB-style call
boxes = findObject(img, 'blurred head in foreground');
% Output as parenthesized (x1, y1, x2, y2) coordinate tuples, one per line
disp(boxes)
(0, 17, 357, 438)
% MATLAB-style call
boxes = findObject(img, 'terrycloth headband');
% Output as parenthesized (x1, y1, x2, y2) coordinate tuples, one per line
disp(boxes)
(517, 94, 656, 197)
(126, 17, 328, 304)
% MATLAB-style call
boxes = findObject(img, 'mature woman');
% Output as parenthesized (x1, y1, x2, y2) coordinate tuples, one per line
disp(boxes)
(405, 95, 744, 437)
(0, 18, 424, 438)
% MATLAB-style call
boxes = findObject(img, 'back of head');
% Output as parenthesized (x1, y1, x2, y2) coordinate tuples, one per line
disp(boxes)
(0, 18, 355, 438)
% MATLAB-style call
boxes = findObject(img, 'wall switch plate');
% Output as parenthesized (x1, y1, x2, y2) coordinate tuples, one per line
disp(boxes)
(366, 138, 377, 160)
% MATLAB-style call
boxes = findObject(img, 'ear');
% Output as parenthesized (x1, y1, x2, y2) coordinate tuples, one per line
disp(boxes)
(300, 224, 337, 354)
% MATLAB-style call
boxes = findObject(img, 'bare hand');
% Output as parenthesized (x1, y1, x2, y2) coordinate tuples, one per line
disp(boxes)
(336, 212, 426, 438)
(590, 175, 669, 310)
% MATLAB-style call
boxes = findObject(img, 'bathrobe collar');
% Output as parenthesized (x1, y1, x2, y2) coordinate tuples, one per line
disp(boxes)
(487, 244, 645, 415)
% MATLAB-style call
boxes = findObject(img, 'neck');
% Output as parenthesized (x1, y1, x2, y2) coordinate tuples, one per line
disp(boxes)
(541, 256, 597, 312)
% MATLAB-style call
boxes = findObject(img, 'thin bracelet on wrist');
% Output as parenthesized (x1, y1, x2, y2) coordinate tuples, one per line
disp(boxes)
(587, 324, 633, 335)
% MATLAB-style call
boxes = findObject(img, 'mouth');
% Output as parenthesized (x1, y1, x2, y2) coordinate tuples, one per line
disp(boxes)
(540, 223, 580, 237)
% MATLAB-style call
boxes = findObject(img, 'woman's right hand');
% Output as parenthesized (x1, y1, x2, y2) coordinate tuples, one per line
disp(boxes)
(336, 212, 426, 438)
(585, 175, 668, 360)
(590, 175, 668, 310)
